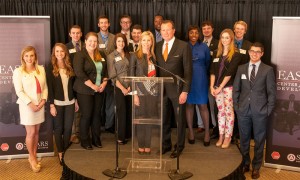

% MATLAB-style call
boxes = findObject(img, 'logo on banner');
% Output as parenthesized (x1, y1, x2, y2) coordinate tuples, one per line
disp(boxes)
(15, 143, 24, 150)
(1, 143, 9, 151)
(271, 151, 281, 160)
(287, 154, 296, 162)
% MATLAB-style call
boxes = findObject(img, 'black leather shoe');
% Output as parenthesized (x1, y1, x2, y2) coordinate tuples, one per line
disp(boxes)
(203, 140, 210, 147)
(242, 164, 250, 173)
(162, 146, 172, 154)
(188, 139, 195, 144)
(251, 169, 260, 179)
(170, 149, 183, 158)
(92, 141, 102, 148)
(81, 144, 93, 150)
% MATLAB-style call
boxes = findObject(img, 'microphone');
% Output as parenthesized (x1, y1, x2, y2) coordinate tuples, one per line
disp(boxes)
(151, 62, 187, 85)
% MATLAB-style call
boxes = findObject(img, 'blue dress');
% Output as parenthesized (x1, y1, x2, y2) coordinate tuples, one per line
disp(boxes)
(187, 42, 210, 104)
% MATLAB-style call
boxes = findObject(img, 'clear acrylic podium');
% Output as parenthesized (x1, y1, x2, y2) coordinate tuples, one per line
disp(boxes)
(123, 76, 173, 172)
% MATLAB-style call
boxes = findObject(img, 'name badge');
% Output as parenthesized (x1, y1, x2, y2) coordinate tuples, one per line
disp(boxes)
(213, 58, 219, 62)
(69, 48, 76, 54)
(239, 49, 247, 54)
(99, 44, 106, 49)
(101, 58, 105, 61)
(241, 74, 247, 79)
(115, 56, 122, 62)
(210, 51, 213, 56)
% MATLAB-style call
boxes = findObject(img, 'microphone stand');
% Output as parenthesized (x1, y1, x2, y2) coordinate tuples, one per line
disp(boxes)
(103, 59, 145, 179)
(152, 63, 193, 180)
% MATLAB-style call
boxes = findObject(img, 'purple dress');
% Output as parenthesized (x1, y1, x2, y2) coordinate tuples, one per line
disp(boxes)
(187, 42, 210, 104)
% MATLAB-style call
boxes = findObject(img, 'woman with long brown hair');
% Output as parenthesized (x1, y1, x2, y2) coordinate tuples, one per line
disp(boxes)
(47, 43, 79, 164)
(73, 32, 108, 150)
(13, 46, 48, 172)
(210, 29, 241, 148)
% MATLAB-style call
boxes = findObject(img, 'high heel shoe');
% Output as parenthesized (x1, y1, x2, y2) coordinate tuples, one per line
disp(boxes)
(221, 137, 231, 149)
(188, 138, 195, 144)
(203, 140, 210, 147)
(216, 135, 224, 147)
(28, 159, 41, 173)
(144, 148, 151, 155)
(138, 148, 145, 155)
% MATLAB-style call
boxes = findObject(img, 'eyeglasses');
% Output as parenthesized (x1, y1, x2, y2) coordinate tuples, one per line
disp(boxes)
(121, 21, 131, 24)
(249, 50, 262, 55)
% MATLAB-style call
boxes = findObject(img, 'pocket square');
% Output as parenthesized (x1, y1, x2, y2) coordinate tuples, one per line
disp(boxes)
(241, 74, 247, 79)
(173, 55, 179, 57)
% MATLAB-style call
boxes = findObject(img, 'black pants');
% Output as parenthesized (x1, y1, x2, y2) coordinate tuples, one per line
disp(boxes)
(77, 92, 104, 146)
(163, 95, 186, 151)
(53, 103, 75, 152)
(114, 88, 130, 142)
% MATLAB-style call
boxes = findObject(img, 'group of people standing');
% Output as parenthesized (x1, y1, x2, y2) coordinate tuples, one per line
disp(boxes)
(12, 14, 276, 179)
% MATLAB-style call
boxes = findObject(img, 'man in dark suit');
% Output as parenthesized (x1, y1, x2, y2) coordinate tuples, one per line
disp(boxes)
(120, 14, 132, 44)
(281, 94, 300, 135)
(128, 24, 142, 52)
(65, 25, 84, 65)
(155, 20, 192, 158)
(65, 25, 84, 144)
(201, 20, 219, 138)
(233, 20, 252, 65)
(233, 42, 276, 179)
(152, 15, 164, 43)
(97, 15, 115, 133)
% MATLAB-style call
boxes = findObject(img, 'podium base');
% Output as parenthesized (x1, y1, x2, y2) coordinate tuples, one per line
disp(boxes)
(168, 169, 193, 180)
(102, 168, 127, 179)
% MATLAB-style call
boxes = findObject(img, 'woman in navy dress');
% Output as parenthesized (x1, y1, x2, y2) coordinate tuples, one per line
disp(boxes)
(186, 25, 211, 146)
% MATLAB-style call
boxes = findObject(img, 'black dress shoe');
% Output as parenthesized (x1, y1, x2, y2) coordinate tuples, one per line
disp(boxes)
(81, 144, 93, 150)
(92, 141, 102, 148)
(170, 149, 183, 158)
(251, 169, 260, 179)
(203, 140, 210, 147)
(242, 164, 250, 173)
(188, 139, 195, 144)
(162, 146, 172, 154)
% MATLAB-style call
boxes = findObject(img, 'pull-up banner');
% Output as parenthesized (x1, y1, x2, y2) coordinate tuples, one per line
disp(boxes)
(265, 17, 300, 172)
(0, 16, 53, 159)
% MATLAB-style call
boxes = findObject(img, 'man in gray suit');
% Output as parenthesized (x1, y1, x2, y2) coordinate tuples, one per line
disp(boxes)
(97, 15, 115, 133)
(155, 20, 192, 158)
(233, 42, 276, 179)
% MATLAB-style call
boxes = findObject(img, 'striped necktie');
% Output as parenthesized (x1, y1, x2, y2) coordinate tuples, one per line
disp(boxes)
(250, 64, 256, 88)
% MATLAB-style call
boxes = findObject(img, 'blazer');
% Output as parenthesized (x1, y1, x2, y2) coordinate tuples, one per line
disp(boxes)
(238, 39, 252, 65)
(210, 52, 241, 87)
(98, 32, 115, 56)
(233, 62, 276, 116)
(128, 42, 139, 53)
(73, 48, 108, 95)
(107, 50, 130, 88)
(13, 65, 48, 105)
(65, 41, 85, 66)
(46, 64, 75, 104)
(155, 38, 192, 98)
(209, 37, 219, 52)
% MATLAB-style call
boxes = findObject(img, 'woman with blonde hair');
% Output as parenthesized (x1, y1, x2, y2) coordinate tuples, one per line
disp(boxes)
(129, 31, 158, 154)
(13, 46, 48, 172)
(210, 29, 241, 148)
(47, 43, 79, 164)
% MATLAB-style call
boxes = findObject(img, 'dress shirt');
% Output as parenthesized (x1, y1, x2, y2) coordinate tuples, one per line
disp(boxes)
(248, 61, 261, 79)
(155, 30, 162, 42)
(163, 36, 175, 54)
(203, 36, 213, 47)
(72, 41, 82, 50)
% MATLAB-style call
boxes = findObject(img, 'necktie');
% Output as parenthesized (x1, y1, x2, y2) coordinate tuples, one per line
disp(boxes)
(204, 40, 209, 46)
(163, 43, 168, 61)
(250, 64, 256, 88)
(75, 42, 80, 52)
(134, 44, 138, 52)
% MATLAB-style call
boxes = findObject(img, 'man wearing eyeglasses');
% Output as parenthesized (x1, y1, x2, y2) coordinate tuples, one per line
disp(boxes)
(233, 42, 276, 179)
(120, 15, 132, 43)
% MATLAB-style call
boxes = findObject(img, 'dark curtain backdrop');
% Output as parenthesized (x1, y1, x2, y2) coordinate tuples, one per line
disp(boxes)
(1, 0, 300, 63)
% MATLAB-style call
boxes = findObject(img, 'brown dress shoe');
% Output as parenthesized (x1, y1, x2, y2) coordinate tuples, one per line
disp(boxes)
(251, 169, 260, 179)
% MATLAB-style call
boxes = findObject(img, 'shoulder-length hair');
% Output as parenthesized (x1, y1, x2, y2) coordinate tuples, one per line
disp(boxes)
(20, 46, 40, 74)
(114, 33, 130, 59)
(217, 29, 236, 62)
(136, 31, 156, 60)
(51, 43, 74, 77)
(85, 32, 102, 62)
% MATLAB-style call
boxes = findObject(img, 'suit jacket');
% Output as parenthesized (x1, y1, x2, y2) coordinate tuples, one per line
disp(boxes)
(97, 32, 115, 56)
(208, 37, 219, 52)
(13, 65, 48, 105)
(155, 38, 192, 98)
(152, 29, 163, 44)
(128, 42, 139, 52)
(46, 64, 75, 104)
(73, 48, 108, 95)
(233, 62, 276, 116)
(210, 52, 241, 87)
(238, 39, 252, 65)
(65, 41, 85, 66)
